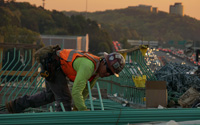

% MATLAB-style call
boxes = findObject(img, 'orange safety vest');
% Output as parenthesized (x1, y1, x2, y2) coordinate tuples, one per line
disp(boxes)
(57, 49, 100, 82)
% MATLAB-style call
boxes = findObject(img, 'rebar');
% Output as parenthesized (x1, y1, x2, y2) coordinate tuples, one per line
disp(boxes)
(1, 108, 200, 124)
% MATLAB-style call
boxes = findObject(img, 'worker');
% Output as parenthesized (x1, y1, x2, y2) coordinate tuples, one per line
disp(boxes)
(5, 48, 125, 113)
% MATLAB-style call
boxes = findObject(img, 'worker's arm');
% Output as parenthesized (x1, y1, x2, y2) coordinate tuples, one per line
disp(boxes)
(72, 57, 94, 111)
(72, 78, 98, 111)
(82, 77, 98, 100)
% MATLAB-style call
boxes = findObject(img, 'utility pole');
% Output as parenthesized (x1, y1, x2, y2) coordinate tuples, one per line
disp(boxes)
(42, 0, 45, 8)
(86, 0, 88, 19)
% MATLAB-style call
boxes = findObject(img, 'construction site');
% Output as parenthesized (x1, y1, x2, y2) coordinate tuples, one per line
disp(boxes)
(1, 41, 200, 125)
(1, 0, 200, 124)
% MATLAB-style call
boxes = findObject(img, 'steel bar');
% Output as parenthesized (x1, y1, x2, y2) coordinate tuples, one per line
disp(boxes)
(60, 102, 66, 112)
(0, 50, 2, 64)
(0, 51, 27, 86)
(0, 52, 9, 76)
(5, 50, 32, 102)
(87, 81, 94, 111)
(96, 82, 104, 110)
(1, 108, 200, 125)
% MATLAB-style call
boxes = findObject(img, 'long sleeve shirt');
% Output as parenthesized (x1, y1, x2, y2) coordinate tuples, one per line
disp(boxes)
(72, 57, 98, 111)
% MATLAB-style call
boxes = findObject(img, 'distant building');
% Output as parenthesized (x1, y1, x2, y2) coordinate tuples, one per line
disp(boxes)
(137, 5, 152, 12)
(152, 7, 158, 13)
(41, 34, 89, 52)
(127, 39, 158, 47)
(128, 5, 158, 13)
(169, 3, 184, 16)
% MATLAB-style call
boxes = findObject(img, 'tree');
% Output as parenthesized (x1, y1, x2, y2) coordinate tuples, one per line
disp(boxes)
(0, 0, 4, 6)
(0, 25, 41, 44)
(98, 42, 110, 53)
(119, 38, 131, 49)
(1, 2, 114, 54)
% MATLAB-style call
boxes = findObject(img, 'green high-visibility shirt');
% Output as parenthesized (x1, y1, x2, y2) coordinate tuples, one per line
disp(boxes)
(72, 57, 98, 111)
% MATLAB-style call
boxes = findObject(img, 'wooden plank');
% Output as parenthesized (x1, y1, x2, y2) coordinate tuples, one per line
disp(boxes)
(117, 47, 139, 53)
(0, 71, 39, 77)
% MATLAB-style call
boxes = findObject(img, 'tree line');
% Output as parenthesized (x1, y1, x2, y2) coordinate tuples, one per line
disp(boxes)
(0, 0, 113, 54)
(63, 7, 200, 49)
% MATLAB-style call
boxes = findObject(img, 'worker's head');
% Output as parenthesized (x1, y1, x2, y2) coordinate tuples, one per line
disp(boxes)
(98, 52, 125, 78)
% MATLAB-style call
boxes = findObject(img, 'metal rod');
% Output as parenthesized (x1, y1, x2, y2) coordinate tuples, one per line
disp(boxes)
(96, 82, 104, 110)
(87, 81, 94, 111)
(60, 102, 66, 112)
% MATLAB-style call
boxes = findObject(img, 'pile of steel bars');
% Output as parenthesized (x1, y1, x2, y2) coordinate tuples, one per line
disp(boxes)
(85, 99, 131, 110)
(0, 108, 200, 125)
(155, 62, 200, 101)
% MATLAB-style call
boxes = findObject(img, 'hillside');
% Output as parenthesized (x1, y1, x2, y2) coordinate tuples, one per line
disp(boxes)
(63, 7, 200, 48)
(0, 1, 113, 54)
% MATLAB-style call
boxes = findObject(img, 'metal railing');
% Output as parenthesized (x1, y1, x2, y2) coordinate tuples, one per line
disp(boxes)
(1, 47, 200, 124)
(0, 48, 111, 112)
(98, 47, 157, 105)
(0, 48, 44, 107)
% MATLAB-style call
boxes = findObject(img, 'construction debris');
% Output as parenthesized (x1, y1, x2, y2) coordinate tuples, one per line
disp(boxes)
(154, 62, 200, 105)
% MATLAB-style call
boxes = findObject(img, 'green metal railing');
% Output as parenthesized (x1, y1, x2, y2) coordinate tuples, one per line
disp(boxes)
(1, 47, 200, 124)
(0, 47, 155, 109)
(0, 48, 109, 112)
(98, 47, 157, 105)
(0, 47, 154, 111)
(0, 48, 45, 106)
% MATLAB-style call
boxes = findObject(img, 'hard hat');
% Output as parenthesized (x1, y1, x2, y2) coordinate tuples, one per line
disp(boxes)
(104, 52, 125, 77)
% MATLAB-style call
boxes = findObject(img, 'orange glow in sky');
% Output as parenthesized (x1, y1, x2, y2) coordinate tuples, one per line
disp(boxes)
(16, 0, 200, 20)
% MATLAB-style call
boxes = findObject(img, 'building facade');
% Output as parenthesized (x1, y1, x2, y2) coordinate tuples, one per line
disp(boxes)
(170, 3, 184, 16)
(40, 34, 89, 52)
(128, 5, 158, 13)
(127, 39, 158, 47)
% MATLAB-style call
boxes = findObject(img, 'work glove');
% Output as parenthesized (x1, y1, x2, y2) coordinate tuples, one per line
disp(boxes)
(72, 106, 90, 111)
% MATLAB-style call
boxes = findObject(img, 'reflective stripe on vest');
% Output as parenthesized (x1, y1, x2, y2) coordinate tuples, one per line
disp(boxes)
(67, 50, 99, 64)
(67, 50, 83, 62)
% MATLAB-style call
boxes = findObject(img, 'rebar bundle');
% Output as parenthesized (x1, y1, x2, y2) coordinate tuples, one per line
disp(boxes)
(155, 62, 200, 100)
(1, 108, 200, 125)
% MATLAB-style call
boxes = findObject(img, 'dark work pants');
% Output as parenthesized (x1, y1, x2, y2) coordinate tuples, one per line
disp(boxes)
(12, 68, 72, 112)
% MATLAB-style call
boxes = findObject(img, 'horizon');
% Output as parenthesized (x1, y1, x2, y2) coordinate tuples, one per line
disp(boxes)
(15, 0, 200, 20)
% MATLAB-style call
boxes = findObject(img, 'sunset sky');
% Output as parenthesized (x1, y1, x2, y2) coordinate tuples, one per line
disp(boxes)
(16, 0, 200, 20)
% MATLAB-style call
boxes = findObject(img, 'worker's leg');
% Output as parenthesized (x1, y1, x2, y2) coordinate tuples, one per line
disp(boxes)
(6, 68, 71, 113)
(47, 68, 72, 111)
(6, 82, 55, 113)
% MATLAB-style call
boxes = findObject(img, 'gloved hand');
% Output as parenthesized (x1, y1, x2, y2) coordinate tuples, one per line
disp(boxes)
(72, 106, 90, 111)
(72, 106, 78, 111)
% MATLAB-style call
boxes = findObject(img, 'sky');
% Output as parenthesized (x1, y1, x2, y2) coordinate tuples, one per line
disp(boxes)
(16, 0, 200, 20)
